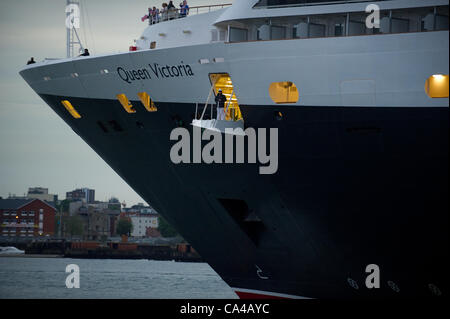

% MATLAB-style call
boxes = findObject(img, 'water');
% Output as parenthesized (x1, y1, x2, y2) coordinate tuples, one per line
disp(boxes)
(0, 257, 238, 299)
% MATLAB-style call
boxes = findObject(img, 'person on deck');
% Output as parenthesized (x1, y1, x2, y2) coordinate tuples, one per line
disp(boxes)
(148, 7, 154, 24)
(161, 3, 168, 21)
(27, 57, 36, 65)
(152, 7, 160, 23)
(179, 0, 189, 17)
(79, 49, 90, 56)
(215, 89, 227, 121)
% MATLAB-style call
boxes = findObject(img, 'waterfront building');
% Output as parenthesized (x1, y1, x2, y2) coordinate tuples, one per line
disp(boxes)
(0, 198, 56, 237)
(66, 187, 95, 203)
(27, 187, 58, 205)
(121, 210, 159, 238)
(77, 206, 110, 241)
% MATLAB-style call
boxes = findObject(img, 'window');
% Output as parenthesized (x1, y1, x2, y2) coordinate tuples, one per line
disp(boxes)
(117, 94, 136, 113)
(61, 100, 82, 118)
(137, 92, 157, 112)
(97, 121, 109, 133)
(219, 30, 227, 41)
(211, 29, 218, 42)
(150, 41, 156, 49)
(269, 81, 299, 104)
(308, 23, 326, 37)
(229, 27, 248, 42)
(425, 74, 449, 98)
(335, 23, 344, 36)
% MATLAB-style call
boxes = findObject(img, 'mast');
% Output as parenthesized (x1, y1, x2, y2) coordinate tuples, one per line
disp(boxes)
(66, 0, 83, 58)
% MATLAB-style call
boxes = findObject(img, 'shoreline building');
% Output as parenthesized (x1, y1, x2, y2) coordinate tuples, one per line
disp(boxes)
(0, 199, 56, 238)
(66, 188, 95, 204)
(27, 187, 58, 205)
(122, 204, 159, 238)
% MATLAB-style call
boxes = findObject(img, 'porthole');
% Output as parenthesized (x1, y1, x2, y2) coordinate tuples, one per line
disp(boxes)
(274, 111, 283, 121)
(269, 81, 299, 104)
(425, 74, 449, 98)
(116, 94, 136, 113)
(137, 92, 157, 112)
(61, 100, 81, 119)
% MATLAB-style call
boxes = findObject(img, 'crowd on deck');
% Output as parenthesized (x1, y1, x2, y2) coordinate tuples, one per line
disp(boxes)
(142, 0, 190, 24)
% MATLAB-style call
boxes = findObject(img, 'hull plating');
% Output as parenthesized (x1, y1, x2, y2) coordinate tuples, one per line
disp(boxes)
(39, 93, 449, 298)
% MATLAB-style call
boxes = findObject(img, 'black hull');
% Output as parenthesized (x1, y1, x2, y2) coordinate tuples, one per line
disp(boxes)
(40, 93, 448, 298)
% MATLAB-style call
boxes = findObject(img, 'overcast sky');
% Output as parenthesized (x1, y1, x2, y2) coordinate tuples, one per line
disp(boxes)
(0, 0, 227, 206)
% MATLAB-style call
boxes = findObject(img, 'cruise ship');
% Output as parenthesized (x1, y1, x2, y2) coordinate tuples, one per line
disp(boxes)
(20, 0, 448, 298)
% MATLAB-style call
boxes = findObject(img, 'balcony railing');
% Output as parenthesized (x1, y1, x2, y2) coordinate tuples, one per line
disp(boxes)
(146, 3, 232, 25)
(253, 0, 390, 9)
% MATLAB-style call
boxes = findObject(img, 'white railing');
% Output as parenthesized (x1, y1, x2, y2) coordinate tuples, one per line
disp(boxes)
(147, 3, 232, 25)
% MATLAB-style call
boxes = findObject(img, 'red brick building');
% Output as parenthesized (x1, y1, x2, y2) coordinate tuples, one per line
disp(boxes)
(0, 199, 56, 238)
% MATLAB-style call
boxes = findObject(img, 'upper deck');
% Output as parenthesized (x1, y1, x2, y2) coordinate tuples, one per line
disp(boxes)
(135, 0, 448, 51)
(144, 3, 232, 25)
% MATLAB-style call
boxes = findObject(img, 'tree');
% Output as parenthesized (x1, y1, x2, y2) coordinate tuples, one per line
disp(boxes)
(65, 215, 84, 238)
(116, 218, 133, 236)
(158, 216, 179, 237)
(56, 199, 70, 213)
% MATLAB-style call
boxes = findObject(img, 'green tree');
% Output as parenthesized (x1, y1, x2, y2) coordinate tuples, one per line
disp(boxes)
(116, 218, 133, 236)
(56, 199, 70, 213)
(65, 215, 83, 238)
(158, 216, 179, 237)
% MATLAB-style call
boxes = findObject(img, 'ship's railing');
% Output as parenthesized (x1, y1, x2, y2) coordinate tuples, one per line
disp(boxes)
(253, 0, 390, 9)
(147, 3, 232, 25)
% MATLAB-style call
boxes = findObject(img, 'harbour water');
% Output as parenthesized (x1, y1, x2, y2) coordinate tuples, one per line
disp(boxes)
(0, 257, 238, 299)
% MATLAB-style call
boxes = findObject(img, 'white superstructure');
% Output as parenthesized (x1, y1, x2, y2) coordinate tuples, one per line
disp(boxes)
(20, 0, 448, 113)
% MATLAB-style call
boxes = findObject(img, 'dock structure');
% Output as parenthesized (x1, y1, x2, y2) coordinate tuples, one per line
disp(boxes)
(1, 240, 203, 262)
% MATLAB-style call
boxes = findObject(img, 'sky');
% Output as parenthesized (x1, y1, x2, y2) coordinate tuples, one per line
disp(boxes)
(0, 0, 228, 207)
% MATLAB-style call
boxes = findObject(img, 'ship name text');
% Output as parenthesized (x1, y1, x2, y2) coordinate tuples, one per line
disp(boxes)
(117, 61, 194, 84)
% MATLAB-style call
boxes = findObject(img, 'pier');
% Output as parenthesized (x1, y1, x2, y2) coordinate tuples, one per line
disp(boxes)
(1, 240, 202, 262)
